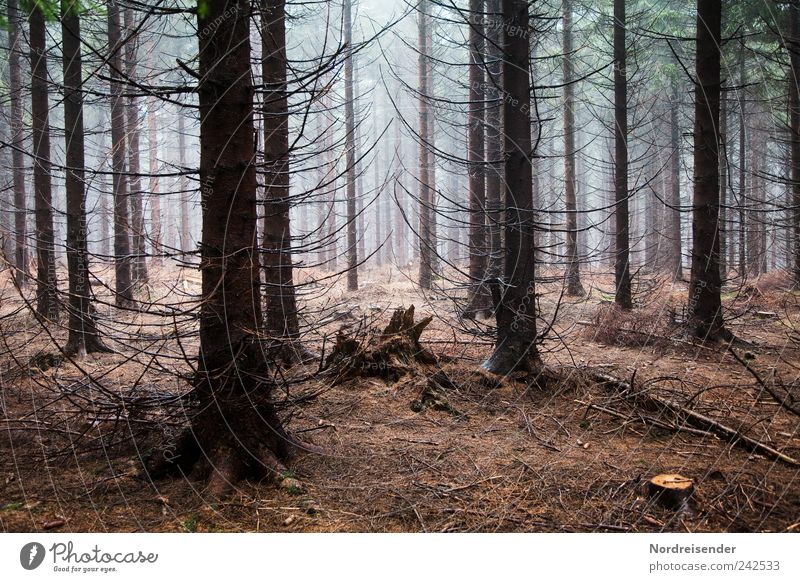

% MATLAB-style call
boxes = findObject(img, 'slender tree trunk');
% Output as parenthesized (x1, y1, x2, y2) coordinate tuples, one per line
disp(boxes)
(483, 0, 540, 375)
(107, 1, 135, 307)
(261, 0, 305, 361)
(668, 84, 683, 281)
(61, 0, 107, 355)
(719, 90, 727, 279)
(7, 0, 28, 288)
(417, 0, 433, 290)
(613, 0, 632, 308)
(394, 117, 407, 266)
(147, 71, 162, 264)
(464, 0, 490, 317)
(791, 0, 800, 287)
(177, 110, 191, 253)
(30, 4, 59, 319)
(124, 8, 148, 285)
(486, 0, 504, 278)
(344, 0, 358, 290)
(689, 0, 726, 340)
(737, 39, 747, 278)
(563, 0, 584, 296)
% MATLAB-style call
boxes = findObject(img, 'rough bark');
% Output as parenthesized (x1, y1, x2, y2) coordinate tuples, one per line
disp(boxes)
(30, 4, 59, 319)
(417, 0, 433, 290)
(261, 0, 307, 362)
(613, 0, 632, 308)
(61, 0, 108, 355)
(563, 0, 584, 296)
(464, 0, 491, 318)
(486, 0, 503, 277)
(482, 0, 541, 376)
(344, 0, 358, 290)
(124, 8, 148, 285)
(688, 0, 727, 341)
(7, 0, 28, 288)
(107, 1, 135, 307)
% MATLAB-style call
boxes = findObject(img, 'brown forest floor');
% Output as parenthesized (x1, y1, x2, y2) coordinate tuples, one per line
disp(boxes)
(0, 262, 798, 532)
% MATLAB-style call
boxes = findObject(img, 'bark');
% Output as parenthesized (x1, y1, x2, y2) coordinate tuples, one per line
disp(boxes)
(486, 0, 503, 277)
(107, 1, 135, 307)
(344, 0, 358, 290)
(719, 90, 727, 278)
(30, 4, 59, 319)
(147, 70, 162, 264)
(482, 0, 541, 376)
(792, 1, 800, 287)
(417, 0, 433, 290)
(464, 0, 491, 318)
(613, 0, 632, 308)
(177, 109, 191, 253)
(562, 0, 584, 295)
(158, 0, 306, 496)
(261, 0, 306, 362)
(7, 0, 28, 288)
(61, 0, 108, 355)
(124, 8, 148, 285)
(688, 0, 727, 340)
(737, 40, 747, 278)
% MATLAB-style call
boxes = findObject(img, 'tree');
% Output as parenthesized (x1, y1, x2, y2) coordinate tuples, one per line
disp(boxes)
(613, 0, 632, 308)
(563, 0, 584, 296)
(344, 0, 358, 291)
(107, 0, 135, 307)
(482, 0, 541, 375)
(7, 0, 28, 288)
(790, 0, 800, 287)
(155, 0, 310, 496)
(417, 0, 434, 290)
(688, 0, 727, 340)
(61, 0, 108, 355)
(261, 0, 306, 361)
(464, 0, 491, 318)
(30, 1, 59, 319)
(667, 72, 683, 281)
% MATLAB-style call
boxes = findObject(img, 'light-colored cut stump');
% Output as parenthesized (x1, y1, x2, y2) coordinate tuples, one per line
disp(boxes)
(647, 474, 694, 509)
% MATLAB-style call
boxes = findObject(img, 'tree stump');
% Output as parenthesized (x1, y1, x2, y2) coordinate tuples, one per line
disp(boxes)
(647, 474, 694, 509)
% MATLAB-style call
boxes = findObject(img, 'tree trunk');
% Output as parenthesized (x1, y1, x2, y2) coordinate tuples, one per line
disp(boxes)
(107, 1, 135, 307)
(261, 0, 305, 361)
(688, 0, 727, 340)
(668, 84, 683, 281)
(464, 0, 490, 318)
(563, 0, 584, 296)
(737, 39, 747, 279)
(30, 4, 59, 319)
(61, 0, 107, 355)
(791, 0, 800, 287)
(417, 0, 433, 290)
(177, 109, 191, 254)
(486, 0, 503, 277)
(344, 0, 358, 290)
(719, 90, 727, 279)
(124, 8, 148, 285)
(7, 0, 28, 288)
(159, 0, 303, 496)
(482, 0, 541, 375)
(613, 0, 632, 308)
(147, 58, 162, 265)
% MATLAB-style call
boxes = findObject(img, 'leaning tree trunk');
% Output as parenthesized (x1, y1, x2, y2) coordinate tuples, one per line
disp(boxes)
(482, 0, 541, 375)
(62, 0, 108, 355)
(344, 0, 359, 291)
(791, 0, 800, 287)
(107, 1, 135, 307)
(417, 0, 434, 290)
(261, 0, 306, 362)
(464, 0, 490, 318)
(124, 8, 148, 286)
(613, 0, 632, 308)
(563, 0, 584, 296)
(7, 0, 28, 288)
(156, 0, 305, 497)
(688, 0, 727, 341)
(30, 3, 59, 319)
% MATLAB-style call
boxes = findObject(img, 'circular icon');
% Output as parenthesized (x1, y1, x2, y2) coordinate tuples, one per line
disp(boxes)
(20, 542, 46, 570)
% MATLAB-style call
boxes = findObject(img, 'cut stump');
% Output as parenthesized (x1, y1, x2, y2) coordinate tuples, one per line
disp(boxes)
(647, 474, 694, 509)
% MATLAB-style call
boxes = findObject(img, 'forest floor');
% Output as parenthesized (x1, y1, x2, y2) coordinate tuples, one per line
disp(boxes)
(0, 262, 798, 532)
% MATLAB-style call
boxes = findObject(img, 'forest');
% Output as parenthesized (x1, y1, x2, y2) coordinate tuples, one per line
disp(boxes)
(0, 0, 798, 534)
